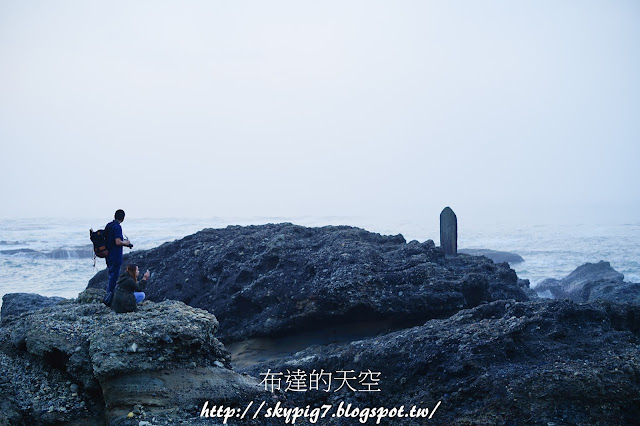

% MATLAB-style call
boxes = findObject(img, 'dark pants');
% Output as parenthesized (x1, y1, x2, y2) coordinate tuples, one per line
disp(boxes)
(106, 260, 122, 294)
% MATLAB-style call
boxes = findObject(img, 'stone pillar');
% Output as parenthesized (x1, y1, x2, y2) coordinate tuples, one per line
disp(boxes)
(440, 207, 457, 256)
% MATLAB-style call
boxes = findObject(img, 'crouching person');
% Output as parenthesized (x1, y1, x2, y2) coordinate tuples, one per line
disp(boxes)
(112, 264, 150, 313)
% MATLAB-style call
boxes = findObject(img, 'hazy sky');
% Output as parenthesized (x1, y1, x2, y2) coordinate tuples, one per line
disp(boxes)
(1, 1, 638, 225)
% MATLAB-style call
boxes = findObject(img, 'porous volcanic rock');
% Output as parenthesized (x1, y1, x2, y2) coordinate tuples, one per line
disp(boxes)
(582, 279, 640, 304)
(244, 299, 640, 425)
(536, 261, 640, 303)
(0, 297, 267, 424)
(87, 223, 529, 342)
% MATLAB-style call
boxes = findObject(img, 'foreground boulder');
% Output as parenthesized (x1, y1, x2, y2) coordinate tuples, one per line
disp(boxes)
(88, 223, 529, 341)
(536, 261, 640, 303)
(244, 299, 640, 425)
(0, 296, 266, 424)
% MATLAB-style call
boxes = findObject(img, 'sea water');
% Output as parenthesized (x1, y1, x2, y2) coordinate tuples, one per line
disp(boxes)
(1, 217, 639, 306)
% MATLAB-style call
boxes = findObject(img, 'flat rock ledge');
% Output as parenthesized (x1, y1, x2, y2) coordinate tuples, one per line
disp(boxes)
(0, 295, 267, 425)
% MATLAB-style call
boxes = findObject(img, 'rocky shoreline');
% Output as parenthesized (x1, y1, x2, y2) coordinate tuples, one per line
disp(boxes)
(86, 223, 530, 342)
(1, 223, 639, 425)
(1, 295, 269, 425)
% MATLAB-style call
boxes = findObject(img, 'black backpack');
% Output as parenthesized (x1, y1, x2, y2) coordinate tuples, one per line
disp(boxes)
(90, 222, 114, 260)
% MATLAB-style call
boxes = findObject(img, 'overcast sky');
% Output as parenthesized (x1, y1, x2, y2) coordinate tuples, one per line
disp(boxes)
(1, 1, 638, 225)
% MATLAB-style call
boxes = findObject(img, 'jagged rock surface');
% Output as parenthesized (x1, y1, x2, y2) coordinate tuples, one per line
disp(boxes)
(0, 296, 266, 425)
(536, 261, 639, 303)
(244, 299, 640, 425)
(3, 224, 640, 424)
(88, 223, 529, 341)
(583, 279, 640, 304)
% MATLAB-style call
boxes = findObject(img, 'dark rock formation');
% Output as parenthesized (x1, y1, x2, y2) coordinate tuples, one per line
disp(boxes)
(535, 261, 639, 303)
(87, 223, 529, 342)
(244, 299, 640, 425)
(583, 279, 640, 304)
(1, 293, 67, 323)
(0, 297, 267, 424)
(458, 248, 524, 264)
(3, 224, 640, 424)
(76, 287, 106, 305)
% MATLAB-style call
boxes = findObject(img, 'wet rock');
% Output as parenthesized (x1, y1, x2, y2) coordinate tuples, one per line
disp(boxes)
(583, 279, 640, 304)
(245, 299, 640, 425)
(1, 293, 67, 324)
(536, 261, 639, 303)
(87, 223, 529, 341)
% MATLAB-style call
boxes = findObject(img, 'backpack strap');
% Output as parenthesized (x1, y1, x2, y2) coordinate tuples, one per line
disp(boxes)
(104, 221, 115, 249)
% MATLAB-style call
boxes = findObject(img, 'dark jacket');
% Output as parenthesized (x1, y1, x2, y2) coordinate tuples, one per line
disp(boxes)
(111, 271, 147, 313)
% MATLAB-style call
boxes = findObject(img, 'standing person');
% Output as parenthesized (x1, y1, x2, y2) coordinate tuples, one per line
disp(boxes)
(105, 209, 132, 296)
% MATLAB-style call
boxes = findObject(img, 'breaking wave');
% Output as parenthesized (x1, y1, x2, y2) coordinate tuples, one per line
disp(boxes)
(0, 246, 94, 259)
